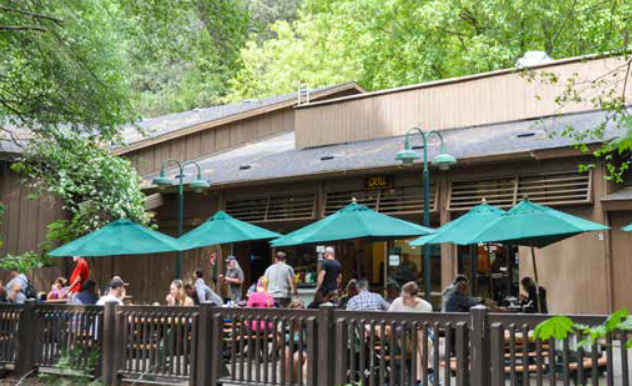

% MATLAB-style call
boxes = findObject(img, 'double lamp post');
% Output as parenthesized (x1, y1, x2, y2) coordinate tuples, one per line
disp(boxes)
(396, 127, 457, 301)
(153, 159, 209, 279)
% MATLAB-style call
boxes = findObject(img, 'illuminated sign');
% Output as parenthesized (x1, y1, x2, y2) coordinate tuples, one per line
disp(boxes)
(365, 175, 394, 190)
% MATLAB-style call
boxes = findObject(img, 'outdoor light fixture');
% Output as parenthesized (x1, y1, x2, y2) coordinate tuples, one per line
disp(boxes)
(153, 159, 210, 279)
(396, 126, 457, 301)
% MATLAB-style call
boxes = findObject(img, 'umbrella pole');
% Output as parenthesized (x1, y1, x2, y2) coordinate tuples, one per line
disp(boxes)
(530, 246, 541, 313)
(383, 242, 388, 297)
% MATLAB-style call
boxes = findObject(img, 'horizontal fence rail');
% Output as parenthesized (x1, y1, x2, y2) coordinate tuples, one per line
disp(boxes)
(114, 305, 200, 383)
(211, 307, 320, 386)
(2, 301, 631, 386)
(33, 304, 104, 374)
(333, 310, 471, 386)
(487, 313, 630, 386)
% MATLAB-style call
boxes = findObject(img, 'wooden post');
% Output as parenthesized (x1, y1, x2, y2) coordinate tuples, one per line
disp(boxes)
(209, 307, 223, 384)
(317, 305, 335, 386)
(470, 305, 490, 386)
(196, 303, 213, 386)
(15, 300, 37, 377)
(101, 301, 117, 385)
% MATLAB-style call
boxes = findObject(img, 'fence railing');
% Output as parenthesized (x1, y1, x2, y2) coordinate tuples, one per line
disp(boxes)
(2, 301, 631, 386)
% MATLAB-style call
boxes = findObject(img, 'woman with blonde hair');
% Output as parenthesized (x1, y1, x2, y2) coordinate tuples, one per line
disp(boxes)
(247, 277, 275, 331)
(166, 279, 194, 306)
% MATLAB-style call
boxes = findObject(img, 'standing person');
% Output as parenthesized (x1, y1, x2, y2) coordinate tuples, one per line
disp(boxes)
(69, 255, 90, 294)
(317, 246, 342, 295)
(192, 268, 223, 306)
(264, 251, 297, 308)
(346, 278, 390, 311)
(166, 279, 195, 306)
(395, 253, 419, 285)
(97, 278, 126, 306)
(220, 256, 244, 302)
(388, 282, 433, 383)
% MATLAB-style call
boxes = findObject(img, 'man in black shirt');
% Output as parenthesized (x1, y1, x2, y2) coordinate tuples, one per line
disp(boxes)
(317, 246, 342, 295)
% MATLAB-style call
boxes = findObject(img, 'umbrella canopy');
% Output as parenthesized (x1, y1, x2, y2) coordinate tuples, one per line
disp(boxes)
(270, 201, 435, 247)
(178, 210, 281, 250)
(49, 219, 184, 257)
(410, 202, 506, 246)
(622, 223, 632, 232)
(460, 199, 609, 248)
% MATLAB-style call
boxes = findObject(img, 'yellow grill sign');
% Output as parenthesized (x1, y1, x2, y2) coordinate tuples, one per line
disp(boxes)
(365, 175, 393, 190)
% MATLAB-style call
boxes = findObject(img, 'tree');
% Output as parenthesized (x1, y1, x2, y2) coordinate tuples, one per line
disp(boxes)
(226, 0, 632, 101)
(0, 0, 133, 141)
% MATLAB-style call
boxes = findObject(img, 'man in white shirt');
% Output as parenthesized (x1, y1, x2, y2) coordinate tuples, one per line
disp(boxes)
(96, 278, 126, 306)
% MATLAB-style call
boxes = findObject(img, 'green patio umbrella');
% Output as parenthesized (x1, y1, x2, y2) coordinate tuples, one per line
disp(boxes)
(410, 202, 506, 246)
(48, 218, 184, 257)
(622, 223, 632, 232)
(178, 210, 282, 250)
(270, 201, 435, 247)
(460, 200, 609, 248)
(457, 199, 609, 311)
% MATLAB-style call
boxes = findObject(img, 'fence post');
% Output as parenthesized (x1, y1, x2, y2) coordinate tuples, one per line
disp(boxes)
(101, 302, 117, 385)
(470, 305, 490, 386)
(15, 299, 37, 377)
(317, 305, 335, 386)
(196, 303, 213, 386)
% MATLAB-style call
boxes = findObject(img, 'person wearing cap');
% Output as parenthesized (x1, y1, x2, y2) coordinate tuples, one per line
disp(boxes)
(316, 246, 341, 295)
(97, 278, 126, 306)
(69, 256, 90, 294)
(220, 256, 244, 301)
(264, 251, 297, 308)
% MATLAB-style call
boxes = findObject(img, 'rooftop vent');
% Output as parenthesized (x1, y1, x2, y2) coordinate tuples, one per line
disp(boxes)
(239, 165, 251, 170)
(412, 145, 425, 150)
(320, 155, 334, 161)
(516, 132, 536, 138)
(243, 99, 258, 104)
(516, 51, 553, 67)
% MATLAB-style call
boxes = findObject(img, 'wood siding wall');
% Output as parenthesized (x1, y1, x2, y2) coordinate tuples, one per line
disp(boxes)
(0, 162, 66, 290)
(125, 109, 295, 176)
(608, 211, 632, 312)
(296, 56, 632, 148)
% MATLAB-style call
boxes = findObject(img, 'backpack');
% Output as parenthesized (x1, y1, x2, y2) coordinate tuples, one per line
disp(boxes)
(24, 282, 37, 299)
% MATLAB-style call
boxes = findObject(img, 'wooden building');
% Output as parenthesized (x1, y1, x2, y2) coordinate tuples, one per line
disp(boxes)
(127, 54, 632, 313)
(3, 55, 632, 314)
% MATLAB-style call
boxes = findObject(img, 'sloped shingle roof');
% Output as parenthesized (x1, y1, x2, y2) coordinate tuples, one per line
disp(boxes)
(146, 109, 622, 188)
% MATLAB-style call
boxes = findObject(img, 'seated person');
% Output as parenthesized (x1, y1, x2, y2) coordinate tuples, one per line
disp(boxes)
(441, 275, 468, 312)
(308, 288, 334, 309)
(73, 280, 99, 305)
(519, 277, 548, 314)
(47, 277, 68, 301)
(346, 279, 389, 311)
(278, 300, 308, 381)
(338, 279, 359, 309)
(445, 280, 482, 312)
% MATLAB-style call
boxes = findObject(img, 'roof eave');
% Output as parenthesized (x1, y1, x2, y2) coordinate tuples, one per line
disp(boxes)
(115, 82, 365, 155)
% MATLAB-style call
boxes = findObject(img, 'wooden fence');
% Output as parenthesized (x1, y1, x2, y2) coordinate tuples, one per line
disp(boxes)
(1, 300, 630, 386)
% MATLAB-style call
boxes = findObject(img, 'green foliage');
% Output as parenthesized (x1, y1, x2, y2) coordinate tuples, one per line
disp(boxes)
(0, 250, 44, 273)
(12, 128, 153, 245)
(535, 309, 632, 349)
(0, 0, 134, 141)
(37, 348, 102, 385)
(226, 0, 632, 101)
